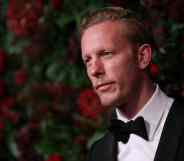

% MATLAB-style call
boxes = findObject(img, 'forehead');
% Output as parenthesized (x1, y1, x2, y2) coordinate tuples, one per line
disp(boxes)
(81, 21, 130, 55)
(81, 20, 128, 41)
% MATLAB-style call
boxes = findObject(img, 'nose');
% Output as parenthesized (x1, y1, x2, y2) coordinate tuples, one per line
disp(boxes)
(88, 59, 104, 78)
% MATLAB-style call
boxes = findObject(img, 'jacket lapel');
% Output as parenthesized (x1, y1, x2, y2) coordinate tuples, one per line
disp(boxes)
(95, 132, 117, 161)
(100, 109, 117, 161)
(89, 109, 117, 161)
(154, 100, 184, 161)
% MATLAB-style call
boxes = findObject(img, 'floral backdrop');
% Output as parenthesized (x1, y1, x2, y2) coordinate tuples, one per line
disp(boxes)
(0, 0, 184, 161)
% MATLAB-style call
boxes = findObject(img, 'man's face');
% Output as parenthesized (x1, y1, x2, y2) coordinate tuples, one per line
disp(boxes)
(81, 21, 142, 107)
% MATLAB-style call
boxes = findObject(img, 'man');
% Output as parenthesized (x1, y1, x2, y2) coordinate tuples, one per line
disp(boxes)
(79, 7, 184, 161)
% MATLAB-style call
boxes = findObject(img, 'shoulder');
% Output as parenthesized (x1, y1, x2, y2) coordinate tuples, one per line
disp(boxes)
(87, 132, 115, 161)
(88, 132, 113, 153)
(166, 98, 184, 123)
(171, 98, 184, 111)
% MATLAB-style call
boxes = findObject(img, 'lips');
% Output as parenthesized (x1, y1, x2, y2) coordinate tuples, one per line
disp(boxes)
(95, 82, 114, 91)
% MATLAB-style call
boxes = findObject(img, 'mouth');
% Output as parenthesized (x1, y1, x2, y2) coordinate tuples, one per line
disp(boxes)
(95, 82, 114, 91)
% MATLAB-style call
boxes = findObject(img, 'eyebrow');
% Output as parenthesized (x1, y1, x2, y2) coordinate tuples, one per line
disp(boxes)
(84, 48, 113, 56)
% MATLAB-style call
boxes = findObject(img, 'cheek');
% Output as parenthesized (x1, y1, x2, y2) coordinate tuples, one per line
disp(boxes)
(105, 59, 127, 80)
(109, 60, 138, 86)
(86, 70, 93, 83)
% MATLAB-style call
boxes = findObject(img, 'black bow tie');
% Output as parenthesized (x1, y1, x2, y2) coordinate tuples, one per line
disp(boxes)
(108, 116, 148, 143)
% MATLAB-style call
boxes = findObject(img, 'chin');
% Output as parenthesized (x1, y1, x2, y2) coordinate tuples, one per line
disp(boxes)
(98, 92, 119, 106)
(100, 101, 112, 108)
(100, 97, 117, 108)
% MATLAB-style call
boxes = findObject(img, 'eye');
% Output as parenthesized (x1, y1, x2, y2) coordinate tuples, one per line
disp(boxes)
(101, 51, 113, 57)
(83, 57, 91, 65)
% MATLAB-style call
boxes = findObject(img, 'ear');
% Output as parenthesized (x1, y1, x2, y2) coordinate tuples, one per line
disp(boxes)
(137, 44, 152, 69)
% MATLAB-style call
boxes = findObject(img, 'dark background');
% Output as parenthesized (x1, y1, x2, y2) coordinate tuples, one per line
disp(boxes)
(0, 0, 183, 161)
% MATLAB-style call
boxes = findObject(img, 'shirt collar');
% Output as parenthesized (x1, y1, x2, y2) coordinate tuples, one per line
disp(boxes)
(116, 84, 173, 141)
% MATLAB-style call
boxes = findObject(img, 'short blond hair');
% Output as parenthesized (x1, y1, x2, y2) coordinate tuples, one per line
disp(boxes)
(79, 7, 155, 47)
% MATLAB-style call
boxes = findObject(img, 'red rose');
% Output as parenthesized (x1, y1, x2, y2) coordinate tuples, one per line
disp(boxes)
(0, 121, 5, 142)
(0, 80, 6, 97)
(0, 96, 15, 110)
(51, 0, 62, 10)
(150, 63, 159, 78)
(2, 110, 19, 124)
(0, 97, 17, 124)
(6, 0, 44, 37)
(74, 135, 87, 145)
(15, 68, 28, 86)
(46, 154, 63, 161)
(0, 100, 19, 124)
(46, 83, 74, 100)
(0, 121, 4, 130)
(0, 49, 7, 74)
(78, 88, 104, 120)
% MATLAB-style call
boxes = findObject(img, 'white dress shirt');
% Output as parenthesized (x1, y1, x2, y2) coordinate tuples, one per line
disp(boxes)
(116, 85, 174, 161)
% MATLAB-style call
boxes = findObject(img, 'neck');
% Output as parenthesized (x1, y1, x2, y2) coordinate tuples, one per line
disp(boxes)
(118, 78, 156, 119)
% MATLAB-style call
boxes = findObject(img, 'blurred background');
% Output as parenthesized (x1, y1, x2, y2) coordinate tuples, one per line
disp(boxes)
(0, 0, 184, 161)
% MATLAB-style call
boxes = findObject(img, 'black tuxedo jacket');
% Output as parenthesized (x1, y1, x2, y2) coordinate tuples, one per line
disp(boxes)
(87, 99, 184, 161)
